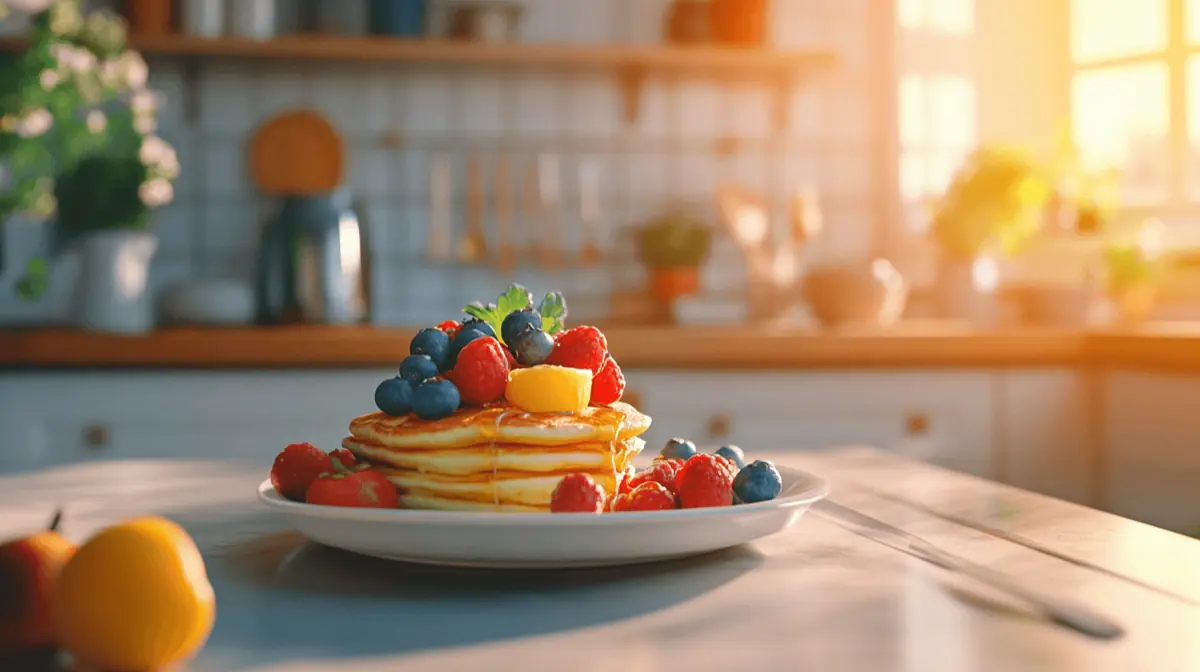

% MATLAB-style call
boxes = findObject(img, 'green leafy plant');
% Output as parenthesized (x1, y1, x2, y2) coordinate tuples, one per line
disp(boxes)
(930, 146, 1050, 259)
(463, 284, 568, 342)
(1104, 244, 1162, 295)
(636, 211, 712, 268)
(0, 0, 176, 298)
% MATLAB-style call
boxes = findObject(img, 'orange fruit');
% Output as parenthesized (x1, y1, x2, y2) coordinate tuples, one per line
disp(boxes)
(52, 516, 215, 671)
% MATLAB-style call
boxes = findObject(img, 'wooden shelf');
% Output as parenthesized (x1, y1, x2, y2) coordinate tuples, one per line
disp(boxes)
(0, 36, 836, 130)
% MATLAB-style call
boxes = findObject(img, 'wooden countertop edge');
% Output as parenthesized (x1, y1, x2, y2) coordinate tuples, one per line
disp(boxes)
(4, 325, 1191, 370)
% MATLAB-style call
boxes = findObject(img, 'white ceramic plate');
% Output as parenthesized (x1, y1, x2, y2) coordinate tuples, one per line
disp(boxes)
(257, 467, 829, 568)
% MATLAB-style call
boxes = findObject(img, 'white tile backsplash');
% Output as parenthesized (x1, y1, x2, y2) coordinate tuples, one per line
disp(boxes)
(84, 0, 888, 326)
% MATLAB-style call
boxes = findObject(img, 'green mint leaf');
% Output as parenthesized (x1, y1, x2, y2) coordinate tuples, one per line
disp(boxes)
(496, 284, 532, 316)
(538, 291, 568, 335)
(462, 302, 493, 324)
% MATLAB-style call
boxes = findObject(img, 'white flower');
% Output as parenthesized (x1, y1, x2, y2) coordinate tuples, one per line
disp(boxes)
(38, 69, 58, 90)
(51, 43, 93, 72)
(98, 58, 121, 87)
(7, 0, 54, 15)
(130, 89, 159, 114)
(133, 113, 157, 135)
(139, 136, 179, 179)
(86, 109, 106, 133)
(119, 51, 148, 90)
(15, 108, 52, 138)
(138, 178, 174, 208)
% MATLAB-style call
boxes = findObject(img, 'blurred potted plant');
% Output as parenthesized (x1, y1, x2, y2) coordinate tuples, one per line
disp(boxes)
(929, 146, 1050, 318)
(0, 0, 176, 331)
(1103, 225, 1165, 325)
(636, 211, 712, 305)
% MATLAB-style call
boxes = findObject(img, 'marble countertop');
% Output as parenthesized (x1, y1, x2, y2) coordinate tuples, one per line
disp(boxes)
(3, 448, 1199, 671)
(5, 323, 1200, 370)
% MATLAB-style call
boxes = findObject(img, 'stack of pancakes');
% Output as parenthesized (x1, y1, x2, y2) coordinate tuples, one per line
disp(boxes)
(342, 401, 651, 512)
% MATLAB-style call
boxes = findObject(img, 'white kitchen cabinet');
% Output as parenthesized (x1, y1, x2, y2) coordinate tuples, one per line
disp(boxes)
(0, 371, 395, 474)
(1103, 371, 1200, 534)
(992, 371, 1094, 507)
(623, 371, 996, 478)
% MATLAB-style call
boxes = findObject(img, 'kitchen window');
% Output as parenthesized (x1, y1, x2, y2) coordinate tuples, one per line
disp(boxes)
(895, 0, 978, 234)
(1068, 0, 1180, 207)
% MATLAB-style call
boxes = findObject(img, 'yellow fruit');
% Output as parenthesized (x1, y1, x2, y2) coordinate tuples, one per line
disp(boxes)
(506, 365, 592, 413)
(53, 516, 215, 672)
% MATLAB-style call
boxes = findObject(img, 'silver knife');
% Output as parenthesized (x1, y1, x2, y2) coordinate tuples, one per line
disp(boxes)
(814, 499, 1125, 641)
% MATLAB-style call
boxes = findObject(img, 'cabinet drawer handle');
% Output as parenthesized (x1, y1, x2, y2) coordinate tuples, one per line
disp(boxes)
(83, 424, 110, 449)
(905, 413, 929, 437)
(708, 413, 732, 439)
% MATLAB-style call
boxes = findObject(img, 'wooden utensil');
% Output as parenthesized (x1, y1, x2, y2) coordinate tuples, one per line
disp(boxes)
(458, 153, 487, 264)
(521, 156, 540, 266)
(578, 158, 602, 266)
(428, 152, 453, 262)
(494, 154, 517, 273)
(248, 110, 344, 196)
(538, 152, 561, 271)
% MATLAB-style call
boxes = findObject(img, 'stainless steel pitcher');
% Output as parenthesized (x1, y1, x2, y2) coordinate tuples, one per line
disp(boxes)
(255, 188, 371, 325)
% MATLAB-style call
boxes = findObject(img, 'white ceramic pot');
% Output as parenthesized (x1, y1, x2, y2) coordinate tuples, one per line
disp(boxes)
(74, 230, 158, 334)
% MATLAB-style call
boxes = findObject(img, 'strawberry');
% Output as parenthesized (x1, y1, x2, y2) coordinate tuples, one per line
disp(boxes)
(676, 454, 735, 509)
(545, 326, 608, 375)
(550, 473, 606, 513)
(329, 448, 356, 470)
(306, 469, 399, 508)
(271, 442, 333, 502)
(590, 355, 625, 406)
(449, 336, 510, 405)
(627, 459, 682, 494)
(609, 492, 632, 512)
(623, 482, 677, 511)
(437, 320, 463, 340)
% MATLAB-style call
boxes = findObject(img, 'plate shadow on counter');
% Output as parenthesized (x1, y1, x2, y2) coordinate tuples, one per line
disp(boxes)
(197, 529, 764, 668)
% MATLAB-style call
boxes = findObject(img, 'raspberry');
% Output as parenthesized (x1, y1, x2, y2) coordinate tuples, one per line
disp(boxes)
(545, 326, 608, 375)
(437, 320, 462, 340)
(550, 473, 606, 513)
(628, 460, 681, 494)
(616, 466, 637, 495)
(624, 482, 677, 511)
(270, 442, 333, 502)
(449, 336, 509, 405)
(329, 448, 356, 471)
(590, 355, 625, 406)
(609, 492, 631, 512)
(676, 454, 735, 509)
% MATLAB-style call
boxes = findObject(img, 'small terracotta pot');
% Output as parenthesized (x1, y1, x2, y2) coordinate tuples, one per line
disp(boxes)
(710, 0, 767, 46)
(649, 266, 700, 304)
(126, 0, 173, 38)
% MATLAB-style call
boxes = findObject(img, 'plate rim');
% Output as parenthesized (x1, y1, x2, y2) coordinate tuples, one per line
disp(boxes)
(257, 465, 830, 526)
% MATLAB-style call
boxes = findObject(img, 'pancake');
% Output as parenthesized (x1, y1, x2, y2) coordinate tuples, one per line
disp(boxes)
(344, 436, 644, 512)
(348, 401, 651, 449)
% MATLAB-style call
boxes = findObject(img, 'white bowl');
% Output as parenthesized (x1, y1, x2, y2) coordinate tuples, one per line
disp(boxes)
(257, 466, 829, 569)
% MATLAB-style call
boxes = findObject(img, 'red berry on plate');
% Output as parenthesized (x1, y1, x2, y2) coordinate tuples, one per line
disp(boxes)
(609, 492, 631, 512)
(616, 466, 637, 495)
(271, 442, 333, 502)
(624, 482, 677, 511)
(550, 473, 606, 513)
(437, 320, 462, 340)
(545, 326, 608, 375)
(449, 336, 510, 405)
(590, 355, 625, 406)
(627, 460, 681, 495)
(306, 469, 399, 508)
(330, 448, 356, 471)
(676, 454, 735, 509)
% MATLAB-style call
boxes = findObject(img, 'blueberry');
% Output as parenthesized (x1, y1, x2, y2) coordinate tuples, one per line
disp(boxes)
(399, 354, 439, 386)
(374, 377, 413, 416)
(732, 460, 783, 504)
(660, 438, 698, 461)
(510, 325, 554, 366)
(461, 318, 496, 339)
(501, 309, 543, 346)
(714, 445, 746, 469)
(410, 328, 451, 371)
(412, 378, 461, 421)
(447, 328, 489, 369)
